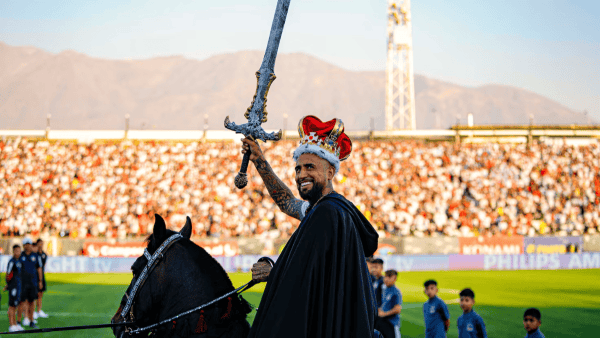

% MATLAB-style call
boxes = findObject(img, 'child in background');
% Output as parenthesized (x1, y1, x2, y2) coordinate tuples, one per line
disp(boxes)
(378, 270, 402, 338)
(423, 280, 450, 338)
(4, 245, 24, 332)
(457, 288, 487, 338)
(523, 308, 545, 338)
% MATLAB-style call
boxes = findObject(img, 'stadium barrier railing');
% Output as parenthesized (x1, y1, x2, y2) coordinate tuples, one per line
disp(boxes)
(1, 235, 598, 258)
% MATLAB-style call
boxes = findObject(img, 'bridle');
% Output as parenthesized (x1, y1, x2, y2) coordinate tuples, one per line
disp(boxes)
(121, 233, 183, 332)
(118, 232, 272, 336)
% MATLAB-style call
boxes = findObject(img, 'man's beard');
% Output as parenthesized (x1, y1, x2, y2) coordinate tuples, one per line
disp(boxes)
(299, 180, 325, 204)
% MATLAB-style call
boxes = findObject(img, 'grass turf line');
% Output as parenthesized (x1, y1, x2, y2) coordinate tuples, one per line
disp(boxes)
(0, 270, 597, 337)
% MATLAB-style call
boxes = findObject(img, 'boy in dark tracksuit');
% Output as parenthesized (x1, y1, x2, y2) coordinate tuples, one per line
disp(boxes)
(457, 288, 487, 338)
(4, 245, 24, 332)
(523, 308, 545, 338)
(423, 280, 450, 338)
(368, 258, 385, 307)
(378, 270, 402, 338)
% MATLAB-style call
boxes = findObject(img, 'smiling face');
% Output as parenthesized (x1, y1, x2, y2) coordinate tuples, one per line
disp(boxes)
(295, 153, 335, 203)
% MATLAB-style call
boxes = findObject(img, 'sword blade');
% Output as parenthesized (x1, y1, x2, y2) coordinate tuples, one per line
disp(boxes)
(260, 0, 290, 72)
(247, 0, 291, 130)
(223, 0, 289, 143)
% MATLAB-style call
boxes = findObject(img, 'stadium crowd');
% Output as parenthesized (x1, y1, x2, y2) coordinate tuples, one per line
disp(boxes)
(1, 137, 600, 239)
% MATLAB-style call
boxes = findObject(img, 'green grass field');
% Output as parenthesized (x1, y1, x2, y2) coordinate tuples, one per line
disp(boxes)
(0, 270, 598, 337)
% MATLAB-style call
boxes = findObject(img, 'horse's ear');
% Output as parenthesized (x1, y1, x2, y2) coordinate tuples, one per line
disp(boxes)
(180, 216, 192, 239)
(153, 214, 167, 241)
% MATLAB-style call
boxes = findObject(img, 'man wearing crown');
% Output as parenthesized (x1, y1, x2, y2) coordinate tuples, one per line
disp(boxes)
(243, 115, 380, 338)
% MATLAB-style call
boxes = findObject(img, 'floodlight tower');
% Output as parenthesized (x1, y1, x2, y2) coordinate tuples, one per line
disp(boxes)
(385, 0, 416, 130)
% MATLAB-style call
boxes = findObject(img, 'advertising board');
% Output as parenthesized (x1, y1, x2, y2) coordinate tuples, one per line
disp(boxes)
(458, 236, 523, 255)
(523, 236, 583, 254)
(2, 253, 598, 273)
(83, 240, 239, 257)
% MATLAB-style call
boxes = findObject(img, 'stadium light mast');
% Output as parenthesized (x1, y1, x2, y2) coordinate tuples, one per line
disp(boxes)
(283, 113, 288, 141)
(125, 114, 130, 139)
(203, 114, 209, 141)
(46, 114, 51, 139)
(385, 0, 416, 131)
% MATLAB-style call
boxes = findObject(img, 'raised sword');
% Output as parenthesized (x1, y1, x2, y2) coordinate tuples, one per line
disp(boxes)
(224, 0, 291, 189)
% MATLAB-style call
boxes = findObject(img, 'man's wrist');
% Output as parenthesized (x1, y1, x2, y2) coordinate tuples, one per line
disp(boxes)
(253, 155, 268, 168)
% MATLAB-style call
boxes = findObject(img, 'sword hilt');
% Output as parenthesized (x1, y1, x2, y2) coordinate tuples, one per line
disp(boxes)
(235, 152, 251, 189)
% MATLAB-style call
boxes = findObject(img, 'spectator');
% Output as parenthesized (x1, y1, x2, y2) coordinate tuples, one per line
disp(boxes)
(1, 138, 599, 238)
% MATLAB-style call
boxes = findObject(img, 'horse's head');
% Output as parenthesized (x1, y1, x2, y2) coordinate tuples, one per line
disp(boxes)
(112, 214, 251, 337)
(111, 214, 192, 337)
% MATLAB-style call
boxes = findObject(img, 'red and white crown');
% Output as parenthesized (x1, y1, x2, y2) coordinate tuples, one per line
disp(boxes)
(293, 115, 352, 174)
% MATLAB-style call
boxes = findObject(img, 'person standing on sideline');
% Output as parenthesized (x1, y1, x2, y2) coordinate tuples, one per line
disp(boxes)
(18, 238, 42, 329)
(368, 257, 386, 335)
(4, 245, 24, 332)
(33, 239, 49, 319)
(368, 258, 385, 308)
(378, 270, 402, 338)
(243, 115, 380, 338)
(457, 288, 487, 338)
(423, 280, 450, 338)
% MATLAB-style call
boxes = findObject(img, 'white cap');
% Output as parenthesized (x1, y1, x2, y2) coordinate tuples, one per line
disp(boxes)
(22, 238, 33, 245)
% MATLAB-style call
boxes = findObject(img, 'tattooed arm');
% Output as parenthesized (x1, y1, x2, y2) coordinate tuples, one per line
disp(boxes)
(241, 137, 306, 220)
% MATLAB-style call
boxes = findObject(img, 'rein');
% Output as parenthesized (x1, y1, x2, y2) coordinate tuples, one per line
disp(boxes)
(0, 281, 254, 337)
(129, 280, 257, 335)
(0, 322, 135, 335)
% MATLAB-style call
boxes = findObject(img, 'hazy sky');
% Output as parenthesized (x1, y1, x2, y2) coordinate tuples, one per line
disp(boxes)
(1, 0, 598, 118)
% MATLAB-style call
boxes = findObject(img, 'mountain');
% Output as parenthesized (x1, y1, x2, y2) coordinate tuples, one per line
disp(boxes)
(0, 42, 592, 131)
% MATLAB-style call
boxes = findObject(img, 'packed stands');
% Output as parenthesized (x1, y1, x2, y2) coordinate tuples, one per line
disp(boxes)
(1, 138, 599, 239)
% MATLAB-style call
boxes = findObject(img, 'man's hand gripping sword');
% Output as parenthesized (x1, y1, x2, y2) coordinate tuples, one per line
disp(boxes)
(224, 0, 291, 189)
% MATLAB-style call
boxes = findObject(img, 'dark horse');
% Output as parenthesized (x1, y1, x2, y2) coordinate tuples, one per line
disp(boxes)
(111, 215, 251, 338)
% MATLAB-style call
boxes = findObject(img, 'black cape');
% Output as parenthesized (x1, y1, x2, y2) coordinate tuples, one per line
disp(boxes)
(248, 193, 380, 338)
